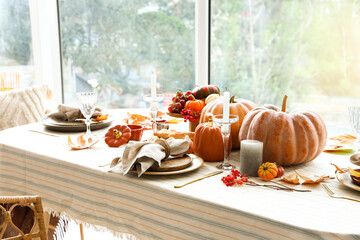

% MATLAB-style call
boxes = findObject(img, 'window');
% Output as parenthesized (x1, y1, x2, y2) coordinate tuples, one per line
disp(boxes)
(0, 0, 35, 88)
(211, 0, 360, 128)
(58, 0, 195, 108)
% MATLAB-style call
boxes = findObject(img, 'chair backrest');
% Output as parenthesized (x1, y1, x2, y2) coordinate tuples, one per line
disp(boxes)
(0, 85, 50, 131)
(0, 196, 47, 240)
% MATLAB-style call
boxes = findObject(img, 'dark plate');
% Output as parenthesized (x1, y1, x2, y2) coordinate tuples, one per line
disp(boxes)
(350, 169, 360, 186)
(41, 116, 113, 132)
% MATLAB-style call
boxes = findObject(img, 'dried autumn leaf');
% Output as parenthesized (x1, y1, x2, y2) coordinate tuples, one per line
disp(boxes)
(125, 113, 151, 127)
(93, 114, 108, 121)
(77, 133, 86, 147)
(281, 171, 332, 185)
(329, 134, 356, 144)
(330, 163, 346, 173)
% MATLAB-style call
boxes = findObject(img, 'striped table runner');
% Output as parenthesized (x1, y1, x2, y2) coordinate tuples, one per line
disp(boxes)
(0, 123, 359, 240)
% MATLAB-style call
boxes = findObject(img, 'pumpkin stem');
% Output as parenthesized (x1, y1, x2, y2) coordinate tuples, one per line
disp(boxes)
(205, 113, 214, 127)
(281, 95, 288, 112)
(230, 96, 236, 103)
(113, 129, 122, 139)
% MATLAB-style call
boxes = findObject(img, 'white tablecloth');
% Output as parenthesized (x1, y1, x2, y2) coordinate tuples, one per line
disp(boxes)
(0, 122, 359, 240)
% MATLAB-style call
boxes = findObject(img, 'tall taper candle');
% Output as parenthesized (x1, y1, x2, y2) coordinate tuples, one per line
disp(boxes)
(150, 71, 157, 107)
(222, 91, 230, 132)
(239, 140, 263, 177)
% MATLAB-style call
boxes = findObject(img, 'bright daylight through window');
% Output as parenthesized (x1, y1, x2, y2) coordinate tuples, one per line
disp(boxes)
(211, 0, 360, 128)
(0, 0, 35, 89)
(58, 0, 195, 109)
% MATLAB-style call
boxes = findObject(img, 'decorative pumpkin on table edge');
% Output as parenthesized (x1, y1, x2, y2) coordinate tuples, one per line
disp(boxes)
(199, 96, 256, 149)
(239, 95, 327, 166)
(193, 114, 225, 162)
(105, 125, 131, 147)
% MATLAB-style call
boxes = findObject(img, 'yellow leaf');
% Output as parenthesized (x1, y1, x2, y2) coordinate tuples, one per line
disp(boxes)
(349, 167, 360, 177)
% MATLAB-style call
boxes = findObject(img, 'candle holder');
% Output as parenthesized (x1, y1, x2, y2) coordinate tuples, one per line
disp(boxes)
(213, 114, 239, 170)
(143, 94, 164, 134)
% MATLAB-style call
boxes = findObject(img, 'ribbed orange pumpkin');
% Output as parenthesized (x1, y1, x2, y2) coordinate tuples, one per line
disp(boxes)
(239, 95, 327, 166)
(193, 116, 224, 162)
(200, 96, 256, 149)
(185, 99, 205, 112)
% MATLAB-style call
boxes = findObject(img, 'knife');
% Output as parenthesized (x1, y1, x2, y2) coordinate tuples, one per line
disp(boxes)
(174, 170, 223, 188)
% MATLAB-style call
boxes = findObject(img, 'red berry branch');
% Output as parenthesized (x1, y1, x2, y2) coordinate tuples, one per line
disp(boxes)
(181, 108, 200, 123)
(221, 170, 248, 187)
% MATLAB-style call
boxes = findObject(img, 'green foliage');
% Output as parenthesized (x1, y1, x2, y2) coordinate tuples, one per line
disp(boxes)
(211, 0, 360, 106)
(0, 0, 32, 65)
(60, 0, 195, 105)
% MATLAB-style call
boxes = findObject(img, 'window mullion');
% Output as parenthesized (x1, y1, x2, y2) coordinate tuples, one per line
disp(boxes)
(29, 0, 63, 104)
(195, 0, 210, 86)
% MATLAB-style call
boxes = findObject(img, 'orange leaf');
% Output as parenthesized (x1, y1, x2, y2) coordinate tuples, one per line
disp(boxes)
(93, 114, 108, 121)
(329, 134, 356, 144)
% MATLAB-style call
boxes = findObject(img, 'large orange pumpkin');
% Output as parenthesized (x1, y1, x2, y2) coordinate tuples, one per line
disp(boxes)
(193, 115, 224, 162)
(200, 96, 256, 149)
(239, 95, 327, 166)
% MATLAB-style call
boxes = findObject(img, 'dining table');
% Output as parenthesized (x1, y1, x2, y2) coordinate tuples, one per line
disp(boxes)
(0, 109, 359, 240)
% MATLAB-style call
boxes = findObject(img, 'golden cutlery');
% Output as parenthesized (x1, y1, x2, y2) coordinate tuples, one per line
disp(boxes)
(259, 179, 311, 192)
(28, 130, 60, 137)
(321, 183, 360, 203)
(174, 170, 223, 188)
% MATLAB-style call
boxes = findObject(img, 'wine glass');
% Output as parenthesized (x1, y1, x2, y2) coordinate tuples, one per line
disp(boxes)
(213, 114, 239, 170)
(76, 92, 97, 141)
(348, 106, 360, 151)
(143, 94, 164, 134)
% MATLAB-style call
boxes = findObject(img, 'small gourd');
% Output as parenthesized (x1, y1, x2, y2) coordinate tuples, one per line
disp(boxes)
(258, 162, 278, 180)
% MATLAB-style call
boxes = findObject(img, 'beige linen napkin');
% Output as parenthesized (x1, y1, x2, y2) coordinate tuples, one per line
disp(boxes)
(118, 138, 189, 176)
(48, 104, 102, 121)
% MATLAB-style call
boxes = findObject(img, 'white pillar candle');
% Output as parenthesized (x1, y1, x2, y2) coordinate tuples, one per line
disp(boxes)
(222, 91, 230, 133)
(239, 140, 263, 177)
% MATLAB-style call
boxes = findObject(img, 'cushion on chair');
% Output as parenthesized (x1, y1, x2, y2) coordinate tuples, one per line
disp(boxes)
(0, 85, 49, 131)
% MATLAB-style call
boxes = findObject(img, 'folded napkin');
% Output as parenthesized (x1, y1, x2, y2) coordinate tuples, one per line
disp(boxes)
(119, 138, 189, 176)
(48, 104, 102, 121)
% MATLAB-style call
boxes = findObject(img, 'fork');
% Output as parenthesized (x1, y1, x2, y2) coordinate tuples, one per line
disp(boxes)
(321, 183, 360, 203)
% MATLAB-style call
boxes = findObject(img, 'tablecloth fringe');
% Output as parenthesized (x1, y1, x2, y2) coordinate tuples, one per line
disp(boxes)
(43, 206, 138, 240)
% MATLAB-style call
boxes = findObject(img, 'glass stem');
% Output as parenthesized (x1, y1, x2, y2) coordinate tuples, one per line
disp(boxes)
(151, 106, 157, 133)
(222, 123, 231, 165)
(86, 118, 91, 135)
(356, 134, 360, 152)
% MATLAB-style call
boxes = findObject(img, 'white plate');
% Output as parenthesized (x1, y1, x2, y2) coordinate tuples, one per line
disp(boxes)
(336, 171, 360, 191)
(130, 154, 204, 176)
(350, 152, 360, 166)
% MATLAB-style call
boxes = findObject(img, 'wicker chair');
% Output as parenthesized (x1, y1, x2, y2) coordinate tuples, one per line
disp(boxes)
(0, 196, 47, 240)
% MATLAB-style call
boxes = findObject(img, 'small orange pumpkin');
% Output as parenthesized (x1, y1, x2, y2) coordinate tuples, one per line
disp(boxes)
(258, 162, 278, 180)
(105, 125, 131, 147)
(193, 114, 224, 162)
(200, 96, 256, 149)
(185, 100, 205, 112)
